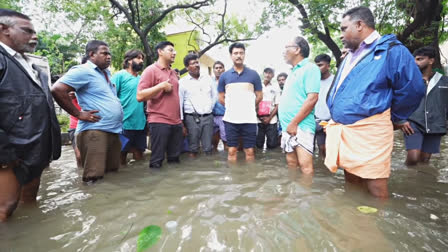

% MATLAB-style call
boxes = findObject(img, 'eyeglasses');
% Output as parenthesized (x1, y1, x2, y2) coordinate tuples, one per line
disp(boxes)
(285, 45, 298, 49)
(164, 48, 176, 53)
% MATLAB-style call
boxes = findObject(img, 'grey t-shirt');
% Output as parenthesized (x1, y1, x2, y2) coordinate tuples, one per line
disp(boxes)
(315, 75, 334, 121)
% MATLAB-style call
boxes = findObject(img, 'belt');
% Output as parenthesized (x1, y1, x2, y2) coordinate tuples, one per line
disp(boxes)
(185, 113, 212, 117)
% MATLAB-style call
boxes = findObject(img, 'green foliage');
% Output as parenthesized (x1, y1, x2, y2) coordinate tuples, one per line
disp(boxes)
(57, 114, 70, 133)
(34, 31, 80, 76)
(0, 0, 21, 10)
(137, 225, 162, 252)
(265, 0, 447, 66)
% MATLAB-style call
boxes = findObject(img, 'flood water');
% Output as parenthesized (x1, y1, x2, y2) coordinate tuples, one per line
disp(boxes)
(1, 132, 447, 251)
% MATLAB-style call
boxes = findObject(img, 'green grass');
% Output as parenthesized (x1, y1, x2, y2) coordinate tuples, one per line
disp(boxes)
(57, 114, 70, 133)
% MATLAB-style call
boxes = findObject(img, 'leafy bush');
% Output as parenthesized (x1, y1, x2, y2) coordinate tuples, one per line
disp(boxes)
(57, 114, 70, 133)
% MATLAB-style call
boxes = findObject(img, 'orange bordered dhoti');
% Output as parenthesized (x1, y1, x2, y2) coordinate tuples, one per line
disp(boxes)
(324, 109, 393, 179)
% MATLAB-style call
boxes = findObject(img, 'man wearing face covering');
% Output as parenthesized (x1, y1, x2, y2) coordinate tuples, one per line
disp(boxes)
(112, 49, 147, 165)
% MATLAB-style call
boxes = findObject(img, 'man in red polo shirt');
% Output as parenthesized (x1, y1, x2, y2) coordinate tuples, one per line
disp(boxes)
(137, 41, 183, 168)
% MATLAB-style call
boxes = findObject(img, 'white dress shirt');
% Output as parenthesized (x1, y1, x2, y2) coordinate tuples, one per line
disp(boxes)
(179, 73, 216, 120)
(0, 41, 41, 86)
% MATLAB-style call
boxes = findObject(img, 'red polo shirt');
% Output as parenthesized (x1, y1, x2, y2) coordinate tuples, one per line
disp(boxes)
(138, 62, 181, 125)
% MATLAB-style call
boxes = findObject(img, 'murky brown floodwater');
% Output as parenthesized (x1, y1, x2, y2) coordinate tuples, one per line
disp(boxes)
(1, 132, 447, 251)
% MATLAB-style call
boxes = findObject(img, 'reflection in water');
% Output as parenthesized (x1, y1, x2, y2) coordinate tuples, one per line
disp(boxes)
(0, 133, 447, 251)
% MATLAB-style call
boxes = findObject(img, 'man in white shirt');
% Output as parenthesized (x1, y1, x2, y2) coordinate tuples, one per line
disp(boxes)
(179, 53, 216, 157)
(314, 54, 334, 158)
(256, 67, 281, 149)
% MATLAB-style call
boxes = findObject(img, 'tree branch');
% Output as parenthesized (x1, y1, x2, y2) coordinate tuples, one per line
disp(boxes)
(142, 0, 210, 36)
(109, 0, 142, 36)
(288, 0, 342, 65)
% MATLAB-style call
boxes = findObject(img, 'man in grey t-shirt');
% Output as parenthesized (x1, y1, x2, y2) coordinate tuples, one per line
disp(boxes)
(314, 54, 334, 158)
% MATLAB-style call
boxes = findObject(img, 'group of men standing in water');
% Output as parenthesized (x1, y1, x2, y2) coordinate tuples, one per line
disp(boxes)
(0, 6, 447, 222)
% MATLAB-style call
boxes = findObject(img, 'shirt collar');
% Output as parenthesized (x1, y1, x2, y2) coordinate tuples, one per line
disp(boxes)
(349, 31, 381, 53)
(86, 60, 110, 74)
(293, 58, 309, 71)
(231, 65, 246, 74)
(0, 41, 18, 57)
(363, 30, 381, 45)
(187, 73, 204, 80)
(155, 62, 171, 70)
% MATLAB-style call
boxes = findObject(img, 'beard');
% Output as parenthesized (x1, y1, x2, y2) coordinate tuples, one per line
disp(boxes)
(131, 61, 144, 72)
(17, 40, 38, 53)
(418, 63, 429, 72)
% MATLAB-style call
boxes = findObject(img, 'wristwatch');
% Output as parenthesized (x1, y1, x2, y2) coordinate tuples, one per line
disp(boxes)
(1, 163, 8, 169)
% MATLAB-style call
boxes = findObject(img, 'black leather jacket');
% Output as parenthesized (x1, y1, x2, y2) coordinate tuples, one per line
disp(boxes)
(408, 72, 448, 135)
(0, 46, 61, 185)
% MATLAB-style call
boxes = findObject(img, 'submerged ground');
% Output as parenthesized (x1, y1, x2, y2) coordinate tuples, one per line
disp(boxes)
(1, 132, 447, 251)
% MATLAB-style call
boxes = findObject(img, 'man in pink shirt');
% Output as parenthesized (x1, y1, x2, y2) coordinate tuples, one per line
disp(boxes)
(68, 91, 82, 169)
(137, 41, 183, 168)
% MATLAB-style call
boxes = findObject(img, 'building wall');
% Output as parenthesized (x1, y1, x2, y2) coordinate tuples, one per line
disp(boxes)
(166, 31, 214, 77)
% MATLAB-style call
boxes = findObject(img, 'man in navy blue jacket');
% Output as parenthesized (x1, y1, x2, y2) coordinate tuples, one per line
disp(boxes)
(398, 46, 448, 165)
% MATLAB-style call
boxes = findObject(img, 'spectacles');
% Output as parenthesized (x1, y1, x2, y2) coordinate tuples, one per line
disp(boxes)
(285, 45, 298, 49)
(165, 48, 176, 53)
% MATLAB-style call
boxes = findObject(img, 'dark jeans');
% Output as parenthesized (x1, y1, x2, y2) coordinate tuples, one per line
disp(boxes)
(184, 114, 214, 153)
(256, 123, 278, 149)
(148, 123, 183, 167)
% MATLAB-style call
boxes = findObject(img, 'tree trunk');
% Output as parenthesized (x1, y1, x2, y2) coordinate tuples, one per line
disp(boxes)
(397, 0, 443, 69)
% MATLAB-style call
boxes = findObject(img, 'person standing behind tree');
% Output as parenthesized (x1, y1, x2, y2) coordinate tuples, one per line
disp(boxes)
(137, 41, 183, 168)
(112, 49, 147, 165)
(396, 46, 448, 165)
(218, 43, 263, 161)
(212, 61, 227, 151)
(179, 53, 216, 157)
(256, 67, 280, 150)
(313, 54, 334, 159)
(52, 40, 123, 183)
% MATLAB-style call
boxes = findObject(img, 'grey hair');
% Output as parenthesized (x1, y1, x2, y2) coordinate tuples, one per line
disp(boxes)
(0, 16, 16, 26)
(0, 9, 30, 26)
(294, 36, 310, 58)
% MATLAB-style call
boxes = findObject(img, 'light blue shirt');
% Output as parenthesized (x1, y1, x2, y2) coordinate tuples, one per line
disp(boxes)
(58, 61, 123, 133)
(278, 58, 321, 133)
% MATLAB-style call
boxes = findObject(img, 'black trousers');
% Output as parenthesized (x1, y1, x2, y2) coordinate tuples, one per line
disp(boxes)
(256, 123, 279, 149)
(148, 123, 183, 167)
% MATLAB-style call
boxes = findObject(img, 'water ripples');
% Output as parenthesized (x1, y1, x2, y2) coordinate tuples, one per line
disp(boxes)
(0, 140, 447, 251)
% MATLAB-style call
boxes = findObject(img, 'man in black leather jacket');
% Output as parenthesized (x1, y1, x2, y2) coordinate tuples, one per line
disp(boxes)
(0, 9, 61, 221)
(396, 46, 448, 165)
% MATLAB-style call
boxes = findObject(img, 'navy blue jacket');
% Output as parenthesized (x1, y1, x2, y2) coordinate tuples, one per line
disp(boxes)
(408, 72, 448, 134)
